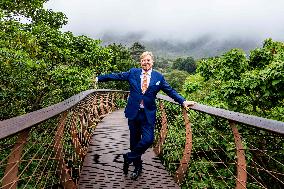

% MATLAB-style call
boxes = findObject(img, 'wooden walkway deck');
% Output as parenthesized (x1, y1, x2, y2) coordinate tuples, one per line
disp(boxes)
(78, 109, 179, 189)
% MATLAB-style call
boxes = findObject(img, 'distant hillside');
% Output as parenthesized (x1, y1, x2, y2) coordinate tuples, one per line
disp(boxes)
(144, 38, 260, 59)
(100, 32, 261, 59)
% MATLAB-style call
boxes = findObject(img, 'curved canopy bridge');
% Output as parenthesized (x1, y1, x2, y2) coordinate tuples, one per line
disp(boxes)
(0, 90, 283, 188)
(78, 109, 179, 188)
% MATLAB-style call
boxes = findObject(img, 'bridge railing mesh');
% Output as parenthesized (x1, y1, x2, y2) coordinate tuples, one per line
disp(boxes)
(155, 94, 284, 188)
(0, 90, 128, 189)
(0, 90, 283, 188)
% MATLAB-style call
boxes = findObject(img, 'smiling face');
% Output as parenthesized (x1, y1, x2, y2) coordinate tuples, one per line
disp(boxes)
(140, 53, 154, 72)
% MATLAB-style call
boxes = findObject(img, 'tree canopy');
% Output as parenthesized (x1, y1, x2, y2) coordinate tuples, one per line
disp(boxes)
(172, 56, 196, 74)
(183, 39, 284, 121)
(0, 0, 136, 119)
(129, 42, 146, 62)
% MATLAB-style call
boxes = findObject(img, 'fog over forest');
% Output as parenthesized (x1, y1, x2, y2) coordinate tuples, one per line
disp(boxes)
(45, 0, 284, 58)
(100, 32, 260, 58)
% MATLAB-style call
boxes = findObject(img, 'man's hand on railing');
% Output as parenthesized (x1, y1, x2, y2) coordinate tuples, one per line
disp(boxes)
(183, 100, 196, 110)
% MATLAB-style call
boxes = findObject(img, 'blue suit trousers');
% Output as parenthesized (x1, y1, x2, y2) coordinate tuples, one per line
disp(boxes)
(127, 109, 155, 165)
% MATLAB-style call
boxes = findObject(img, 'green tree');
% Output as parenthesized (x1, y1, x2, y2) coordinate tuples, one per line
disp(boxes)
(153, 56, 173, 71)
(191, 39, 284, 120)
(0, 0, 67, 29)
(107, 43, 136, 71)
(222, 40, 284, 117)
(198, 49, 248, 81)
(0, 1, 116, 119)
(170, 39, 284, 188)
(99, 43, 138, 90)
(172, 57, 196, 74)
(0, 0, 46, 17)
(164, 70, 189, 92)
(129, 41, 146, 62)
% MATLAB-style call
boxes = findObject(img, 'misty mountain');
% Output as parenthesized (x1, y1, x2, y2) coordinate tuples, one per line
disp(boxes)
(100, 32, 262, 59)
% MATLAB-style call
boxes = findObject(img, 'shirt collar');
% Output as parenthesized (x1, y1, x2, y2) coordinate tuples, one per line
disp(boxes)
(142, 69, 152, 76)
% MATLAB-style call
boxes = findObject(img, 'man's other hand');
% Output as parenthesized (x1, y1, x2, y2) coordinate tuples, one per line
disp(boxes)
(183, 101, 196, 110)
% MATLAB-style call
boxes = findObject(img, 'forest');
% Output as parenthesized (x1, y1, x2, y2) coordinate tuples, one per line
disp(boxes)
(1, 0, 283, 188)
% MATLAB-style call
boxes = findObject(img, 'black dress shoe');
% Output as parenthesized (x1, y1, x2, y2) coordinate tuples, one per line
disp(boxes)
(123, 154, 129, 175)
(130, 165, 142, 180)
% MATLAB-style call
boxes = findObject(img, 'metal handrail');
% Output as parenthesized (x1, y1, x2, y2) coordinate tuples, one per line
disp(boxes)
(157, 94, 284, 135)
(0, 89, 128, 139)
(1, 91, 282, 140)
(0, 90, 283, 188)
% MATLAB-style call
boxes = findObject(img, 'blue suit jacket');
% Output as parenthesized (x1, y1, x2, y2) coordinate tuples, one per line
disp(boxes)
(98, 68, 185, 125)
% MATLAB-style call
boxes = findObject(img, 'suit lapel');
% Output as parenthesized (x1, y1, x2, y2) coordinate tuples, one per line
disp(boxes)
(148, 70, 156, 87)
(136, 68, 142, 93)
(144, 70, 158, 94)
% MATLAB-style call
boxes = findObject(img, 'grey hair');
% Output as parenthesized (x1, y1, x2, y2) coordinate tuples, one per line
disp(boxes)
(140, 51, 154, 62)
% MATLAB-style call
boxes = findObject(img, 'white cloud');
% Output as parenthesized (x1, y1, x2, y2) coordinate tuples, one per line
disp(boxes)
(44, 0, 284, 42)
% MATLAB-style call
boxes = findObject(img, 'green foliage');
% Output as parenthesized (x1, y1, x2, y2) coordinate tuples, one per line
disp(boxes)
(183, 73, 204, 94)
(1, 1, 283, 188)
(0, 2, 136, 187)
(174, 38, 284, 188)
(198, 49, 248, 82)
(98, 43, 138, 91)
(158, 104, 237, 188)
(129, 41, 146, 62)
(221, 41, 284, 116)
(107, 43, 138, 72)
(172, 56, 196, 74)
(0, 0, 46, 17)
(182, 74, 226, 108)
(49, 65, 93, 98)
(197, 57, 222, 81)
(193, 40, 284, 120)
(219, 49, 248, 81)
(0, 21, 112, 118)
(249, 38, 283, 69)
(0, 47, 49, 118)
(0, 2, 132, 119)
(164, 70, 189, 92)
(1, 0, 67, 29)
(31, 8, 68, 29)
(153, 56, 173, 70)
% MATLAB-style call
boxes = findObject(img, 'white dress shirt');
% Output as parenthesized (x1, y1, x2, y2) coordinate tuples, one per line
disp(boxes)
(140, 69, 152, 108)
(140, 69, 152, 90)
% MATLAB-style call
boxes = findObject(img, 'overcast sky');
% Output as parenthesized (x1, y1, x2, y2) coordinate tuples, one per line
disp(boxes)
(44, 0, 284, 43)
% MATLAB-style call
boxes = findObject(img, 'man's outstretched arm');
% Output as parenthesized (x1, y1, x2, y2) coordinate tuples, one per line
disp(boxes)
(96, 71, 130, 82)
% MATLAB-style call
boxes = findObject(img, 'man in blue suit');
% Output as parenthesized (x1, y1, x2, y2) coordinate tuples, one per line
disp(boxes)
(97, 51, 195, 180)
